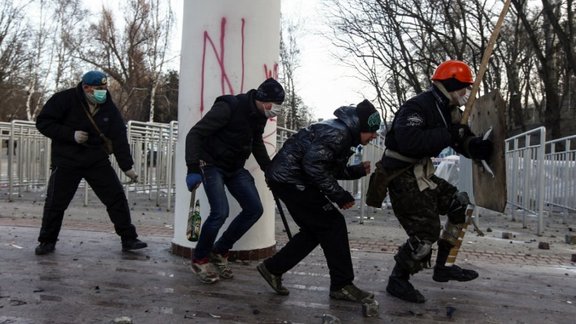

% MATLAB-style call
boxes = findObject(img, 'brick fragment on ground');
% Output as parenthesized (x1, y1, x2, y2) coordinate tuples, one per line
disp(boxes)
(538, 242, 550, 250)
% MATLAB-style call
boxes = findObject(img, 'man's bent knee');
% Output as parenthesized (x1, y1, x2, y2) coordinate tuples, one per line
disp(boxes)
(394, 236, 433, 274)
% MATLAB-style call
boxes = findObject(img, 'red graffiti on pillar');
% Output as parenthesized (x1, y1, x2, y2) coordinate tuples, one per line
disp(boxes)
(199, 17, 279, 161)
(200, 17, 246, 113)
(264, 64, 279, 80)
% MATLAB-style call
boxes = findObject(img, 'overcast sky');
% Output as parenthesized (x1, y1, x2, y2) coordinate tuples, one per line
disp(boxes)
(279, 0, 373, 120)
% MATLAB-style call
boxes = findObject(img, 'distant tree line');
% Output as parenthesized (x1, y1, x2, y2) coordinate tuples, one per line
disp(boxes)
(0, 0, 179, 123)
(326, 0, 576, 140)
(0, 0, 312, 130)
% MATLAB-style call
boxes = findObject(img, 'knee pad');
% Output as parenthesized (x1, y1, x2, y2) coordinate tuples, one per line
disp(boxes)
(446, 191, 470, 224)
(440, 221, 466, 245)
(393, 236, 432, 274)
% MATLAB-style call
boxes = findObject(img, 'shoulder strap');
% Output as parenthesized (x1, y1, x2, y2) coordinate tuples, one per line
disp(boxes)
(80, 101, 106, 139)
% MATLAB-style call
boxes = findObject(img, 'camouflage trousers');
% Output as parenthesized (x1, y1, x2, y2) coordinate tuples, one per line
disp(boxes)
(387, 168, 458, 243)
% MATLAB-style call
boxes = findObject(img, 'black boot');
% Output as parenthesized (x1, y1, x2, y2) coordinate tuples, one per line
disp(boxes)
(433, 240, 478, 282)
(433, 264, 479, 282)
(122, 238, 147, 251)
(35, 242, 56, 255)
(386, 264, 425, 303)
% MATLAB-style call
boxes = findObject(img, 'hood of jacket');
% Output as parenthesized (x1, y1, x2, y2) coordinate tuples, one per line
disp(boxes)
(333, 106, 362, 146)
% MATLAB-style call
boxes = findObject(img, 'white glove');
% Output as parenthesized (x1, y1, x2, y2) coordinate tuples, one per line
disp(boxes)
(74, 131, 88, 144)
(124, 169, 139, 183)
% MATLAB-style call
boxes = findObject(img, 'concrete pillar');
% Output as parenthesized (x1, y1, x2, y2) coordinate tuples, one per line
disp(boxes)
(172, 0, 281, 260)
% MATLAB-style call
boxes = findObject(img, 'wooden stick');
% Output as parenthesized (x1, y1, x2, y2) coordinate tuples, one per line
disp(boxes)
(449, 0, 511, 265)
(461, 0, 512, 125)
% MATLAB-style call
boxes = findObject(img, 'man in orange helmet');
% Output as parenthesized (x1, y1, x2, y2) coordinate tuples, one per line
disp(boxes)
(379, 60, 492, 303)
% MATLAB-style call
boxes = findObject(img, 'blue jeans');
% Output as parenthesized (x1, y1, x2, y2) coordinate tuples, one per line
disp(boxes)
(193, 166, 264, 260)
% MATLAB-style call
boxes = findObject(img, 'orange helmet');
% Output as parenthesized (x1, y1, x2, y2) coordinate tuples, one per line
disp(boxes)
(431, 60, 474, 83)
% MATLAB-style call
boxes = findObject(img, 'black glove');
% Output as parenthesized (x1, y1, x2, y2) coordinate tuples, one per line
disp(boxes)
(449, 123, 474, 143)
(467, 137, 493, 160)
(329, 191, 355, 209)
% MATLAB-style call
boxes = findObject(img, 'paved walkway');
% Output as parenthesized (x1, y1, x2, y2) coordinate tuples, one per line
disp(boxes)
(1, 190, 575, 323)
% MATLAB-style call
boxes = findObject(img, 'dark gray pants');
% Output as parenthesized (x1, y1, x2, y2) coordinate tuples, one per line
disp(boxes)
(264, 182, 354, 291)
(38, 164, 138, 243)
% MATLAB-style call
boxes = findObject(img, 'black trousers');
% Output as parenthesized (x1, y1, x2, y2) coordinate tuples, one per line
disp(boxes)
(38, 164, 138, 243)
(264, 182, 354, 291)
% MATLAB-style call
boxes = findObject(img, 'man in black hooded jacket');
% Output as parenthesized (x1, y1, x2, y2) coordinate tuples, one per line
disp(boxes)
(34, 71, 146, 255)
(257, 100, 381, 303)
(185, 78, 285, 284)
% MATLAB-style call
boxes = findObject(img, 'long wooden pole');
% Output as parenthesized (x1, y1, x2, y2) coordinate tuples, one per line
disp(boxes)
(448, 0, 511, 264)
(460, 0, 512, 125)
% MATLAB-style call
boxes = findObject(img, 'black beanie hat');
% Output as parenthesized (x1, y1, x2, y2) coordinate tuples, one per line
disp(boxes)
(255, 78, 285, 104)
(356, 99, 381, 132)
(440, 77, 471, 92)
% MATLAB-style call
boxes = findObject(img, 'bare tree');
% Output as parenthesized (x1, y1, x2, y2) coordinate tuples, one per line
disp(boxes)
(279, 16, 312, 130)
(51, 0, 87, 90)
(64, 0, 175, 121)
(0, 1, 31, 121)
(324, 0, 493, 125)
(511, 0, 563, 139)
(324, 0, 576, 139)
(0, 0, 86, 121)
(143, 0, 174, 122)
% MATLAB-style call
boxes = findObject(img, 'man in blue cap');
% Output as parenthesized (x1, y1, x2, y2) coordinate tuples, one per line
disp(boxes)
(34, 70, 147, 255)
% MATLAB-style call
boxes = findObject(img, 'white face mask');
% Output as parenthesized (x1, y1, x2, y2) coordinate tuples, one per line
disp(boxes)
(457, 88, 471, 107)
(264, 104, 282, 118)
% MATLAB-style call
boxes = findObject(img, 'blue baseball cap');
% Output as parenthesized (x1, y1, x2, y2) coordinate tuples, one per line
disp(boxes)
(82, 71, 108, 86)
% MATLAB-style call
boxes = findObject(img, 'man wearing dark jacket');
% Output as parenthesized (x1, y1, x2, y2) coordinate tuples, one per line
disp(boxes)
(257, 100, 381, 303)
(185, 78, 285, 284)
(381, 60, 493, 303)
(35, 70, 146, 255)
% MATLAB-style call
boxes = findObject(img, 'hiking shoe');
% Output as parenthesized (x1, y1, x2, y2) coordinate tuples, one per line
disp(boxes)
(209, 252, 233, 279)
(35, 242, 56, 255)
(192, 258, 220, 284)
(433, 264, 479, 282)
(257, 262, 289, 296)
(386, 276, 425, 303)
(122, 238, 148, 251)
(329, 284, 374, 303)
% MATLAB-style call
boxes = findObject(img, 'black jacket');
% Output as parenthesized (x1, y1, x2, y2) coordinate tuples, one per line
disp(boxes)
(382, 85, 466, 168)
(36, 82, 134, 171)
(185, 90, 271, 173)
(265, 106, 366, 203)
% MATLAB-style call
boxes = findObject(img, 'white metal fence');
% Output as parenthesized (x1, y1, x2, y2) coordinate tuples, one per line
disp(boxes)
(505, 127, 547, 234)
(543, 134, 576, 221)
(2, 120, 575, 234)
(1, 120, 177, 210)
(505, 127, 576, 235)
(1, 121, 51, 198)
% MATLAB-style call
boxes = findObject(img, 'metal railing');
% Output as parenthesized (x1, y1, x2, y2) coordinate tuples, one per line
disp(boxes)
(3, 119, 575, 235)
(543, 135, 576, 223)
(505, 127, 546, 235)
(124, 120, 178, 210)
(0, 120, 178, 210)
(1, 121, 51, 200)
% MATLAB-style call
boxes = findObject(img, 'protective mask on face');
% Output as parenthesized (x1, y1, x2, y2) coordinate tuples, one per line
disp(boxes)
(264, 104, 282, 118)
(93, 89, 107, 104)
(457, 88, 471, 107)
